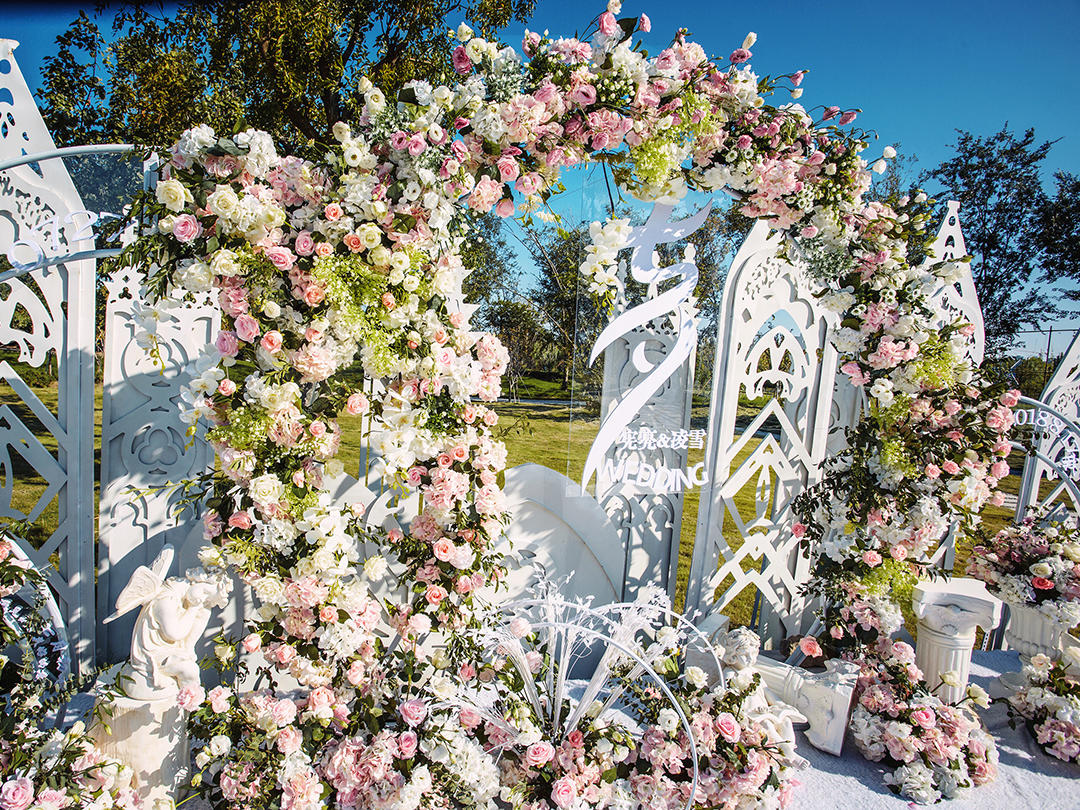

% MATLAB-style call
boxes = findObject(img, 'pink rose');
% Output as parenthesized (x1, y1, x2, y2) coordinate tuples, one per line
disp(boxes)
(399, 698, 428, 727)
(495, 197, 515, 218)
(241, 633, 262, 653)
(637, 13, 651, 32)
(598, 11, 617, 35)
(791, 522, 806, 539)
(265, 246, 296, 271)
(862, 550, 882, 567)
(345, 392, 369, 415)
(526, 741, 555, 767)
(171, 213, 202, 243)
(218, 378, 237, 396)
(496, 156, 519, 182)
(715, 712, 741, 743)
(0, 777, 34, 810)
(425, 584, 448, 606)
(216, 330, 239, 357)
(397, 730, 418, 758)
(551, 777, 577, 808)
(228, 511, 252, 530)
(991, 460, 1010, 479)
(452, 45, 472, 75)
(941, 460, 960, 475)
(235, 313, 260, 343)
(433, 538, 457, 562)
(459, 705, 481, 729)
(294, 231, 315, 256)
(1033, 576, 1055, 590)
(890, 544, 909, 561)
(276, 725, 302, 755)
(208, 685, 232, 713)
(324, 202, 343, 221)
(924, 463, 941, 479)
(177, 683, 205, 711)
(271, 698, 297, 727)
(798, 636, 823, 659)
(258, 330, 283, 354)
(911, 707, 936, 729)
(1001, 389, 1021, 408)
(307, 686, 335, 712)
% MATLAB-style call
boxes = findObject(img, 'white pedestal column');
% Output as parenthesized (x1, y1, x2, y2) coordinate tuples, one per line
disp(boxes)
(912, 578, 1002, 704)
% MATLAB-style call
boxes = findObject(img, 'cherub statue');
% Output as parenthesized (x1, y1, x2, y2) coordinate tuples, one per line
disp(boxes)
(92, 545, 229, 806)
(105, 546, 228, 701)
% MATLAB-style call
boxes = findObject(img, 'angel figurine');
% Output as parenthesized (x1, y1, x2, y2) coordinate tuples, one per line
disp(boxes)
(92, 545, 229, 806)
(104, 545, 229, 701)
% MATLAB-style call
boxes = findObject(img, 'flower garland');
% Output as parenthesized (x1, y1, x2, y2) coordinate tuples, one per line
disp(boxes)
(117, 2, 1016, 806)
(1007, 652, 1080, 763)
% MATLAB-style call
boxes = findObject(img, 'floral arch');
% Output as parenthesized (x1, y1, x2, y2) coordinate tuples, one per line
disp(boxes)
(106, 5, 1015, 808)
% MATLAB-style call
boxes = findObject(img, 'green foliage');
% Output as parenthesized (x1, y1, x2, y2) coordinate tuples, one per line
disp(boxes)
(40, 0, 536, 154)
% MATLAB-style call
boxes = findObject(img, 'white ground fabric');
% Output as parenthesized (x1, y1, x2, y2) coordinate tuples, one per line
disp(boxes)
(791, 650, 1078, 809)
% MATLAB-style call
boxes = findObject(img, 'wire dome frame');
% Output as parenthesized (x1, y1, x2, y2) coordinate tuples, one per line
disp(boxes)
(459, 576, 721, 810)
(0, 531, 72, 695)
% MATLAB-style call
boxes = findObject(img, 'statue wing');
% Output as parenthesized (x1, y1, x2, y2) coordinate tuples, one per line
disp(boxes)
(104, 545, 175, 623)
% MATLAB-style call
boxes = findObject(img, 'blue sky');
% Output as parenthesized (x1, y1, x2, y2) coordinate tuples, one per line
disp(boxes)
(2, 0, 1078, 351)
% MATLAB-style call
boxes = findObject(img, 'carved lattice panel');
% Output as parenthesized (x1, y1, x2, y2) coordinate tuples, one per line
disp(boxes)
(686, 222, 837, 644)
(1016, 331, 1080, 518)
(584, 203, 711, 602)
(596, 317, 694, 601)
(0, 39, 97, 669)
(97, 265, 220, 660)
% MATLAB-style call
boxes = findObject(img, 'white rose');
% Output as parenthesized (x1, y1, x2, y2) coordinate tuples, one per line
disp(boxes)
(262, 300, 281, 318)
(1031, 561, 1054, 578)
(155, 178, 192, 213)
(363, 555, 388, 581)
(207, 185, 240, 220)
(208, 734, 232, 757)
(211, 248, 242, 277)
(248, 473, 284, 506)
(685, 665, 708, 690)
(365, 88, 386, 114)
(176, 261, 213, 293)
(657, 708, 679, 732)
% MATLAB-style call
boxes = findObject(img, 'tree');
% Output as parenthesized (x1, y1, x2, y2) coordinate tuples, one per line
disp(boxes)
(479, 299, 551, 399)
(1038, 171, 1080, 299)
(40, 0, 535, 152)
(920, 125, 1069, 355)
(460, 212, 520, 318)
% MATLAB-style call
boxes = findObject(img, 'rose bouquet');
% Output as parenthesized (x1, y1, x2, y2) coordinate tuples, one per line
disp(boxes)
(1006, 652, 1080, 763)
(849, 650, 997, 804)
(627, 665, 799, 809)
(967, 515, 1080, 628)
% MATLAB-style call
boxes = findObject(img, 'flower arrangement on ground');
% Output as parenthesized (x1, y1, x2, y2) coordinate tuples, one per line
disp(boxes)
(967, 515, 1080, 628)
(1006, 651, 1080, 764)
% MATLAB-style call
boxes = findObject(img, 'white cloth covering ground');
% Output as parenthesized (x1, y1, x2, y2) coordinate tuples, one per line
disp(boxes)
(790, 650, 1078, 809)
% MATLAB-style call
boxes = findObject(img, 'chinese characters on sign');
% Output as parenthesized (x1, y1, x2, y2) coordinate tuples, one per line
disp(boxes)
(614, 427, 706, 451)
(602, 426, 710, 494)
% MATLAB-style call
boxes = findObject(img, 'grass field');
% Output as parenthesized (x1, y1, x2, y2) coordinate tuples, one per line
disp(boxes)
(2, 375, 1024, 631)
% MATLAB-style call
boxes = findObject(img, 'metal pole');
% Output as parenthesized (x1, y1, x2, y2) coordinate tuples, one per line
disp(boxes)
(1045, 326, 1054, 391)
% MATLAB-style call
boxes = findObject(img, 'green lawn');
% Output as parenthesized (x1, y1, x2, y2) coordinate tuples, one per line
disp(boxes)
(1, 376, 1026, 632)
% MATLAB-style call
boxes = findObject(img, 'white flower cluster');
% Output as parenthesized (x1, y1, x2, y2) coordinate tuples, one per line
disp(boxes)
(580, 218, 631, 298)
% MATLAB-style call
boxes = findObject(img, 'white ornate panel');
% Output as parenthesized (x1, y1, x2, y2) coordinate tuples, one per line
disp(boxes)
(585, 203, 710, 601)
(1016, 332, 1080, 518)
(686, 222, 837, 645)
(924, 201, 984, 365)
(97, 265, 220, 660)
(0, 40, 97, 670)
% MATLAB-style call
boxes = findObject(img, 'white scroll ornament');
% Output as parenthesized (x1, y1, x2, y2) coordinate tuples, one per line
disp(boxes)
(582, 201, 712, 491)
